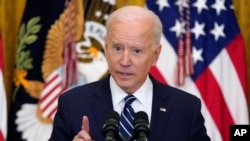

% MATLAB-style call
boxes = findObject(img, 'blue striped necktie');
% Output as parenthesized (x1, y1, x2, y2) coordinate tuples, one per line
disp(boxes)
(119, 95, 136, 140)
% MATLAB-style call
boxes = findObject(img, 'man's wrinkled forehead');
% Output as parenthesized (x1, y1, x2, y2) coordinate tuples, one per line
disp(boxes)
(106, 6, 153, 27)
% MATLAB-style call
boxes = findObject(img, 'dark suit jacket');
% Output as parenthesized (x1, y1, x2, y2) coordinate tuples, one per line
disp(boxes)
(49, 75, 210, 141)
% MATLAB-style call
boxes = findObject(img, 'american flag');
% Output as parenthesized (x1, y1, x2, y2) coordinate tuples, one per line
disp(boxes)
(147, 0, 248, 141)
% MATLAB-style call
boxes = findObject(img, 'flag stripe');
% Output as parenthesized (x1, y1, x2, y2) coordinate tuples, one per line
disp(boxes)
(43, 72, 61, 88)
(41, 87, 61, 111)
(48, 105, 58, 118)
(155, 34, 177, 85)
(41, 84, 62, 109)
(41, 81, 61, 103)
(210, 48, 248, 124)
(42, 93, 60, 118)
(0, 132, 3, 141)
(226, 34, 247, 95)
(196, 68, 233, 141)
(0, 71, 6, 141)
(42, 72, 62, 96)
(41, 71, 64, 118)
(0, 35, 7, 141)
(149, 66, 167, 84)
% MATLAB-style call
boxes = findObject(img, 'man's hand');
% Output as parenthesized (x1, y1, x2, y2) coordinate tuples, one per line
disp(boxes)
(72, 116, 93, 141)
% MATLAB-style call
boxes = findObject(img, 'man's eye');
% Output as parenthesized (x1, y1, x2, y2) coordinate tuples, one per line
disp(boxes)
(115, 47, 122, 51)
(132, 49, 142, 54)
(113, 46, 123, 53)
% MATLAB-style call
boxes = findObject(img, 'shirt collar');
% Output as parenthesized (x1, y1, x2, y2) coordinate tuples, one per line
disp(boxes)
(110, 75, 152, 107)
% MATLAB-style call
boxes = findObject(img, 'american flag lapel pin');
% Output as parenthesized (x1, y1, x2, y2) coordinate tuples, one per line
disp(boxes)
(160, 107, 167, 112)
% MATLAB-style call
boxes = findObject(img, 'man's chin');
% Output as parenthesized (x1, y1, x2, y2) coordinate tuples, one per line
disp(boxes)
(117, 83, 136, 94)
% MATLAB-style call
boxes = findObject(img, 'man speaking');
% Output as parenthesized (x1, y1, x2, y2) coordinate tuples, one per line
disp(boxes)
(49, 5, 210, 141)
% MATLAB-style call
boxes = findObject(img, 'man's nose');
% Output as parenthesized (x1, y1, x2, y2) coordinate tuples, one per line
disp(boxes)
(120, 51, 131, 66)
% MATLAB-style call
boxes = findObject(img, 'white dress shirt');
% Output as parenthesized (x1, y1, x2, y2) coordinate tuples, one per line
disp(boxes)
(110, 75, 153, 123)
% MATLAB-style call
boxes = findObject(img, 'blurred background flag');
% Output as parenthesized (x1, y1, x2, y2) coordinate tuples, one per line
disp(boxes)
(7, 0, 65, 140)
(6, 0, 140, 140)
(147, 0, 248, 141)
(0, 35, 7, 141)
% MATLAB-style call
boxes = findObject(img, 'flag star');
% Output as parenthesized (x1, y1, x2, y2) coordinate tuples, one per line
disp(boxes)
(211, 0, 226, 15)
(156, 0, 170, 11)
(192, 0, 209, 14)
(192, 46, 204, 64)
(210, 22, 225, 41)
(170, 20, 184, 38)
(191, 21, 206, 40)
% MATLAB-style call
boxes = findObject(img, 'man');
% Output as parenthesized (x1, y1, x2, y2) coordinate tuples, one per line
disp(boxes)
(49, 6, 210, 141)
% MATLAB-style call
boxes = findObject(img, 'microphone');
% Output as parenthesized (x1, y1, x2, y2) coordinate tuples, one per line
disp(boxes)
(103, 111, 120, 141)
(133, 111, 150, 141)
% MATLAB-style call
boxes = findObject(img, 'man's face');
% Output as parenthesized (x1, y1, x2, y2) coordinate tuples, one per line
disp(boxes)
(105, 20, 161, 94)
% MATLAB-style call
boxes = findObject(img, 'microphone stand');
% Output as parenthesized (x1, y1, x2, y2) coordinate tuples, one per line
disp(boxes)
(117, 135, 126, 141)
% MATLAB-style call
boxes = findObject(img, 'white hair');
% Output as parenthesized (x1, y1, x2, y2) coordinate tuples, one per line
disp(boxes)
(106, 6, 163, 45)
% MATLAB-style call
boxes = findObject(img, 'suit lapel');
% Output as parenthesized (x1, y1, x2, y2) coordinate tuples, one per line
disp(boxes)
(91, 76, 114, 132)
(148, 77, 171, 140)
